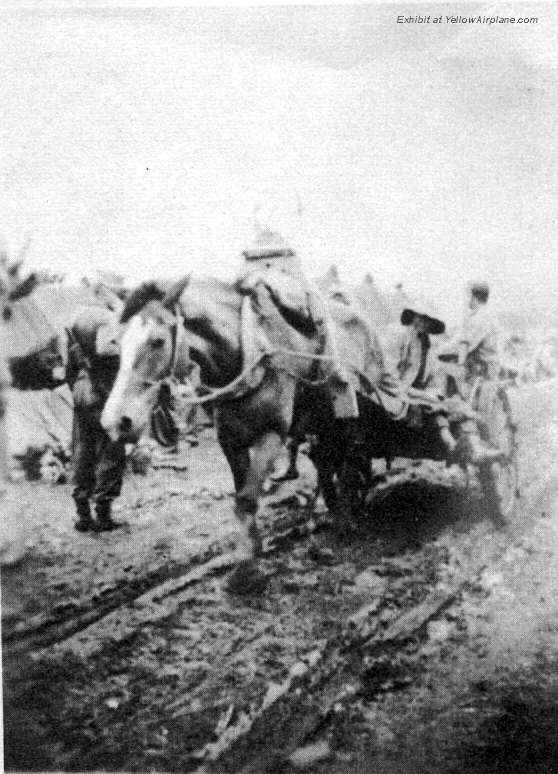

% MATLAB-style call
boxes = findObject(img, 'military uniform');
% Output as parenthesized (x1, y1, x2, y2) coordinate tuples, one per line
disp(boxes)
(459, 302, 500, 380)
(453, 282, 503, 464)
(395, 306, 455, 450)
(67, 308, 126, 532)
(396, 327, 438, 392)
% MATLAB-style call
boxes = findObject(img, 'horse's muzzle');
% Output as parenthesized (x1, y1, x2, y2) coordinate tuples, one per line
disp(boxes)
(120, 416, 133, 434)
(103, 415, 134, 443)
(114, 415, 139, 443)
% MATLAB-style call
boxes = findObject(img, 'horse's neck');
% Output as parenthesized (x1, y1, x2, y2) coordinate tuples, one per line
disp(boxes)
(179, 280, 243, 386)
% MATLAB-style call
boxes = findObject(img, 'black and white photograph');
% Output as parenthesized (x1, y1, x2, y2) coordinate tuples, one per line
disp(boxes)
(1, 1, 557, 771)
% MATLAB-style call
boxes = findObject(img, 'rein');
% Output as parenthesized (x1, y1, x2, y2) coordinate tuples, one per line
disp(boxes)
(148, 305, 385, 407)
(170, 351, 271, 405)
(148, 305, 272, 405)
(167, 340, 382, 406)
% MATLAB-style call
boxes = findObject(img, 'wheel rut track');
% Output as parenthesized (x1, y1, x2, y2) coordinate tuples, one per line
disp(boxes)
(4, 464, 465, 655)
(193, 582, 472, 774)
(51, 534, 485, 773)
(6, 506, 331, 656)
(5, 469, 506, 774)
(3, 543, 230, 652)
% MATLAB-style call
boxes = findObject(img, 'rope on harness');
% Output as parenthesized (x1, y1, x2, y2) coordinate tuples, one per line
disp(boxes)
(165, 303, 398, 408)
(271, 347, 372, 390)
(177, 345, 394, 407)
(173, 351, 270, 405)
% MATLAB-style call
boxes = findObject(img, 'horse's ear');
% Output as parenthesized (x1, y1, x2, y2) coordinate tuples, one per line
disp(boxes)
(7, 260, 23, 278)
(163, 273, 191, 308)
(8, 272, 39, 301)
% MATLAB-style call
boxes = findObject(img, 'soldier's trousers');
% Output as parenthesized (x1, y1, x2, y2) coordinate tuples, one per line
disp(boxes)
(72, 407, 126, 511)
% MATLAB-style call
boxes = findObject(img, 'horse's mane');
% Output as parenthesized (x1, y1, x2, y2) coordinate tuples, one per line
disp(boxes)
(120, 282, 166, 323)
(121, 276, 240, 326)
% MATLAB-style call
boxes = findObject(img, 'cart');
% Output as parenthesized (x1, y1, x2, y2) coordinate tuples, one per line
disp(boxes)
(335, 361, 519, 525)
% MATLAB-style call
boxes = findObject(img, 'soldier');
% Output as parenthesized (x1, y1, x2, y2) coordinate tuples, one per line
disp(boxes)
(435, 281, 503, 464)
(67, 307, 126, 532)
(396, 305, 457, 454)
(457, 281, 500, 381)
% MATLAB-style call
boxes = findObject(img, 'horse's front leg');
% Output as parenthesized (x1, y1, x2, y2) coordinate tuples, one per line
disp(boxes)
(236, 430, 284, 556)
(219, 429, 284, 561)
(217, 438, 252, 556)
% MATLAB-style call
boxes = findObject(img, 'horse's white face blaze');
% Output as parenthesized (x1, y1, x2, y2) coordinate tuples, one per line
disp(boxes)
(101, 311, 173, 442)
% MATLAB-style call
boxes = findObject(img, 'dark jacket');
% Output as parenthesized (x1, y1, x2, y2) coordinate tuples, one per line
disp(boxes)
(67, 307, 120, 408)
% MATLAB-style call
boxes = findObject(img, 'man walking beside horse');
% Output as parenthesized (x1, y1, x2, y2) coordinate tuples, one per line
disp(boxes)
(67, 307, 126, 532)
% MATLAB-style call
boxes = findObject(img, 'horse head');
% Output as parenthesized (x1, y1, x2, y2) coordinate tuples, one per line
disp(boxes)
(101, 275, 192, 443)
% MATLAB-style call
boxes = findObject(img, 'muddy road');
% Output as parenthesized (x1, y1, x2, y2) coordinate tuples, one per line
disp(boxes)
(3, 380, 558, 773)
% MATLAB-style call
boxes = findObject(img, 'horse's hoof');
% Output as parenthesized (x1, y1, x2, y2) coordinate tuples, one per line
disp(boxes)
(226, 560, 268, 595)
(92, 519, 124, 532)
(307, 543, 334, 564)
(74, 519, 95, 533)
(312, 496, 329, 515)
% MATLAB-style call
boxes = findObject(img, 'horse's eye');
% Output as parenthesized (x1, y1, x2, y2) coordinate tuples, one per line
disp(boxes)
(151, 337, 166, 349)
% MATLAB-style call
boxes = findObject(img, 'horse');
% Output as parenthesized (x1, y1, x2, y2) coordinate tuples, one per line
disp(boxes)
(101, 274, 385, 589)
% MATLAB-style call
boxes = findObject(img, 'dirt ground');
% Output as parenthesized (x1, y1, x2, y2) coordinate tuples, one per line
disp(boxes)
(2, 379, 558, 773)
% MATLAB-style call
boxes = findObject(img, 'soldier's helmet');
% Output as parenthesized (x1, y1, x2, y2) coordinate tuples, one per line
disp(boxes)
(242, 226, 302, 274)
(401, 297, 446, 336)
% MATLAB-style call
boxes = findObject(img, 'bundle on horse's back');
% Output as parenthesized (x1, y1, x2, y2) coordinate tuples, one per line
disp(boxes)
(240, 271, 386, 398)
(327, 298, 385, 395)
(238, 272, 315, 341)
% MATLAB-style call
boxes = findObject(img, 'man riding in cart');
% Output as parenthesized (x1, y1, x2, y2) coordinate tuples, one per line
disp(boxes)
(457, 281, 500, 382)
(436, 280, 503, 464)
(394, 302, 457, 455)
(395, 291, 504, 465)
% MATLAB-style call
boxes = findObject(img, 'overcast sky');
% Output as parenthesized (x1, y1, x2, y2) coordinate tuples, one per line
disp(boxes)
(1, 2, 556, 324)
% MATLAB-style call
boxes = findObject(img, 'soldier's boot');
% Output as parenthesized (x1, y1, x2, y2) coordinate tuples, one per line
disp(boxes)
(439, 426, 457, 456)
(269, 439, 299, 482)
(74, 500, 95, 532)
(456, 432, 504, 466)
(433, 415, 457, 458)
(93, 501, 122, 532)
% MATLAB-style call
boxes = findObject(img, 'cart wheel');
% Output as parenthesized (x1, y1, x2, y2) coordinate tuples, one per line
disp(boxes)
(476, 384, 519, 522)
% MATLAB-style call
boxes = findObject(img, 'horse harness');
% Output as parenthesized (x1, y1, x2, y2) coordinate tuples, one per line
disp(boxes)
(160, 303, 389, 409)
